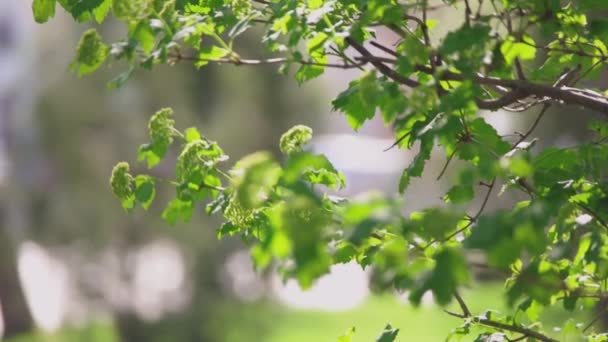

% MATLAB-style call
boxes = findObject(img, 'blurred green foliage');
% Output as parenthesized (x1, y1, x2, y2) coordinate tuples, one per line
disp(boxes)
(31, 0, 608, 341)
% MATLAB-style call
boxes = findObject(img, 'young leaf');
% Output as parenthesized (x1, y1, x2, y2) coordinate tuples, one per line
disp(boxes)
(109, 162, 135, 210)
(500, 35, 536, 65)
(336, 327, 356, 342)
(279, 125, 313, 155)
(71, 29, 109, 76)
(138, 108, 176, 168)
(134, 175, 155, 210)
(32, 0, 57, 23)
(376, 324, 399, 342)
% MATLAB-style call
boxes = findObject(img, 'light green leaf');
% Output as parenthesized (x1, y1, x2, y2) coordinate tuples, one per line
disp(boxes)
(279, 125, 313, 155)
(332, 72, 380, 131)
(33, 0, 56, 23)
(500, 35, 536, 65)
(232, 152, 281, 209)
(184, 127, 202, 142)
(336, 327, 356, 342)
(113, 0, 149, 20)
(109, 162, 135, 210)
(134, 175, 155, 210)
(71, 28, 109, 76)
(196, 46, 230, 67)
(138, 108, 175, 168)
(162, 198, 194, 225)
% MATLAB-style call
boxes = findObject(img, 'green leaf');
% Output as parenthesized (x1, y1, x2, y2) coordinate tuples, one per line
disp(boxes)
(196, 46, 230, 67)
(33, 0, 57, 23)
(295, 32, 329, 83)
(107, 67, 134, 90)
(444, 184, 475, 204)
(518, 298, 543, 321)
(504, 157, 533, 178)
(113, 0, 149, 20)
(138, 108, 175, 168)
(232, 152, 281, 209)
(295, 62, 326, 84)
(162, 198, 194, 225)
(279, 125, 313, 155)
(184, 127, 202, 142)
(440, 24, 490, 55)
(500, 35, 536, 65)
(375, 324, 399, 342)
(332, 72, 380, 131)
(283, 152, 346, 190)
(176, 139, 225, 183)
(109, 162, 135, 210)
(67, 0, 108, 20)
(336, 327, 356, 342)
(590, 121, 608, 138)
(71, 28, 109, 76)
(409, 208, 462, 241)
(399, 134, 433, 193)
(379, 82, 408, 123)
(422, 247, 469, 306)
(266, 198, 332, 288)
(131, 20, 156, 54)
(92, 0, 112, 23)
(134, 175, 155, 210)
(217, 221, 240, 239)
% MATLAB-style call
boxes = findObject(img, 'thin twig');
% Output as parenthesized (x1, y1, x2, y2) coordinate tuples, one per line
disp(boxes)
(199, 182, 225, 192)
(383, 132, 412, 151)
(346, 37, 420, 88)
(454, 290, 472, 317)
(433, 178, 496, 245)
(437, 148, 459, 180)
(510, 104, 550, 149)
(445, 305, 558, 341)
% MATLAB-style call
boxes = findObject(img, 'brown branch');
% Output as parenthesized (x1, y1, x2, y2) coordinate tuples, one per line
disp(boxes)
(475, 318, 558, 342)
(346, 37, 420, 88)
(514, 58, 526, 80)
(446, 293, 558, 342)
(448, 178, 495, 241)
(510, 104, 550, 149)
(172, 54, 367, 69)
(199, 182, 225, 192)
(437, 147, 458, 180)
(174, 43, 608, 116)
(383, 132, 411, 151)
(348, 55, 608, 116)
(577, 203, 608, 231)
(369, 41, 400, 57)
(583, 303, 607, 333)
(454, 290, 471, 317)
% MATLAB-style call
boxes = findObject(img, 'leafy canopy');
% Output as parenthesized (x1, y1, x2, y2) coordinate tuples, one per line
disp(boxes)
(36, 0, 608, 340)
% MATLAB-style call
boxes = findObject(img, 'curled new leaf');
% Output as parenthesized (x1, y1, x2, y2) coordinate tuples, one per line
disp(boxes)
(232, 152, 281, 209)
(139, 108, 176, 168)
(176, 139, 225, 182)
(72, 28, 109, 76)
(279, 125, 313, 155)
(112, 0, 150, 20)
(110, 162, 135, 210)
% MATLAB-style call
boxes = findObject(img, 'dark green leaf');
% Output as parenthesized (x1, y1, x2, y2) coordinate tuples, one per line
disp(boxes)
(375, 324, 399, 342)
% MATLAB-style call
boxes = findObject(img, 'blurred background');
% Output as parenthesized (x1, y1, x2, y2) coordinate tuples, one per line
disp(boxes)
(0, 1, 601, 341)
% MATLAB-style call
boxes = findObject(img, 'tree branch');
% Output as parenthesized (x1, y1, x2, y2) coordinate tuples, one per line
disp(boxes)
(173, 46, 608, 116)
(346, 37, 420, 88)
